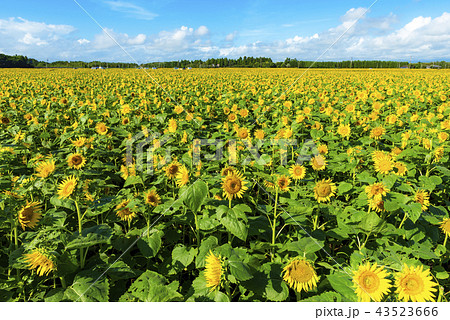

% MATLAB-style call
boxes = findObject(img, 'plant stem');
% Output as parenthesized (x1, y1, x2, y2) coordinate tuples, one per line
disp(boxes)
(271, 188, 279, 245)
(194, 211, 201, 245)
(444, 233, 448, 247)
(74, 200, 85, 269)
(398, 211, 408, 230)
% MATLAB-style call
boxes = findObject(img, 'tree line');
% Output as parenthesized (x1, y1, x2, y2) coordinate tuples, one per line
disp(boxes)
(0, 53, 448, 69)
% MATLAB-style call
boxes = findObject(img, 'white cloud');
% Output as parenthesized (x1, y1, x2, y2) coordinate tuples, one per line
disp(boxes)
(92, 28, 146, 49)
(77, 38, 90, 45)
(225, 31, 237, 42)
(104, 1, 157, 20)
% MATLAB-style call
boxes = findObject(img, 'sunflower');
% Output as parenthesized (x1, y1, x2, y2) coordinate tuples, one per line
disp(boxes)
(95, 122, 108, 135)
(311, 155, 327, 171)
(289, 164, 306, 180)
(120, 164, 136, 180)
(374, 155, 393, 174)
(370, 126, 386, 140)
(115, 200, 136, 222)
(35, 159, 55, 178)
(314, 179, 337, 203)
(165, 160, 181, 179)
(175, 165, 189, 187)
(144, 189, 161, 207)
(67, 153, 86, 170)
(228, 113, 237, 122)
(371, 150, 390, 162)
(352, 262, 391, 302)
(254, 129, 265, 140)
(168, 118, 177, 133)
(368, 197, 385, 212)
(395, 264, 437, 302)
(18, 201, 42, 230)
(222, 171, 248, 200)
(434, 146, 444, 162)
(221, 166, 235, 176)
(57, 176, 77, 199)
(440, 218, 450, 238)
(365, 182, 389, 200)
(414, 189, 430, 211)
(121, 117, 130, 125)
(205, 250, 223, 291)
(71, 137, 86, 147)
(24, 249, 56, 276)
(237, 127, 249, 139)
(277, 175, 291, 191)
(337, 124, 351, 139)
(317, 144, 328, 154)
(282, 259, 319, 293)
(1, 116, 10, 125)
(393, 162, 408, 176)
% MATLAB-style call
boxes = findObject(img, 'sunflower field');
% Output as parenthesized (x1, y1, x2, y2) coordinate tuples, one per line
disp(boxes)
(0, 68, 449, 302)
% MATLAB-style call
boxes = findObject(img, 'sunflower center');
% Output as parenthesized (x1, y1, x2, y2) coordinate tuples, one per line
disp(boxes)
(317, 183, 331, 197)
(294, 167, 303, 176)
(373, 128, 383, 136)
(289, 261, 314, 283)
(72, 156, 82, 165)
(169, 165, 179, 175)
(148, 195, 156, 203)
(402, 275, 424, 295)
(359, 271, 380, 293)
(225, 177, 241, 194)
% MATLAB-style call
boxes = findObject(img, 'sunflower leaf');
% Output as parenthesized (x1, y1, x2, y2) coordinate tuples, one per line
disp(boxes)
(183, 179, 208, 213)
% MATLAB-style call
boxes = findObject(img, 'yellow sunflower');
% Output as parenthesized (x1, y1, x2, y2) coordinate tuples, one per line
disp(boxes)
(205, 250, 223, 291)
(220, 166, 235, 176)
(18, 201, 42, 230)
(57, 176, 77, 199)
(289, 164, 306, 180)
(120, 164, 136, 180)
(352, 262, 391, 302)
(254, 129, 265, 140)
(95, 122, 108, 135)
(67, 153, 86, 170)
(374, 155, 393, 174)
(282, 259, 319, 293)
(35, 159, 56, 178)
(368, 197, 385, 213)
(24, 249, 56, 276)
(337, 124, 351, 139)
(222, 171, 248, 200)
(237, 127, 250, 139)
(228, 113, 237, 122)
(115, 200, 136, 222)
(276, 175, 291, 191)
(144, 189, 161, 207)
(71, 137, 86, 147)
(314, 179, 337, 203)
(365, 182, 389, 199)
(440, 218, 450, 237)
(168, 118, 177, 133)
(395, 264, 437, 302)
(393, 162, 408, 176)
(317, 144, 328, 155)
(165, 160, 181, 179)
(370, 126, 386, 140)
(175, 165, 189, 187)
(414, 189, 430, 211)
(311, 155, 327, 171)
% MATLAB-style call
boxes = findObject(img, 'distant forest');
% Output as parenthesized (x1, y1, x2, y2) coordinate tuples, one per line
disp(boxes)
(0, 53, 448, 69)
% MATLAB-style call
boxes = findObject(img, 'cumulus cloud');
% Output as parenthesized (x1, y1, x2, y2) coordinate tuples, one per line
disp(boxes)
(92, 28, 146, 49)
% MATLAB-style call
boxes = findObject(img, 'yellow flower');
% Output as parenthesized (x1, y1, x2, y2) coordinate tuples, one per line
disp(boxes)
(228, 113, 237, 122)
(311, 155, 327, 171)
(168, 118, 177, 133)
(120, 164, 136, 180)
(67, 153, 86, 170)
(337, 124, 351, 139)
(368, 197, 385, 213)
(254, 129, 265, 140)
(24, 249, 56, 276)
(237, 127, 250, 139)
(220, 166, 235, 177)
(395, 264, 437, 302)
(370, 126, 385, 140)
(414, 189, 430, 211)
(282, 259, 319, 293)
(317, 144, 328, 154)
(95, 122, 108, 135)
(71, 137, 87, 147)
(222, 170, 247, 200)
(175, 165, 189, 187)
(393, 162, 407, 176)
(35, 158, 56, 178)
(352, 262, 391, 302)
(440, 218, 450, 238)
(276, 175, 291, 192)
(289, 164, 306, 180)
(374, 155, 393, 175)
(314, 179, 337, 203)
(205, 250, 223, 291)
(144, 189, 161, 207)
(365, 182, 389, 199)
(115, 200, 136, 222)
(57, 176, 77, 199)
(18, 201, 42, 230)
(165, 160, 181, 179)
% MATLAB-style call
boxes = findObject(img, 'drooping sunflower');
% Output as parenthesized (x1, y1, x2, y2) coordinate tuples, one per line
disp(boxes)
(57, 176, 77, 199)
(95, 122, 108, 135)
(289, 164, 306, 180)
(314, 179, 337, 203)
(414, 189, 430, 211)
(18, 201, 42, 230)
(311, 155, 327, 171)
(440, 218, 450, 237)
(352, 262, 391, 302)
(144, 189, 161, 207)
(24, 249, 56, 276)
(276, 175, 291, 192)
(282, 259, 319, 293)
(67, 153, 86, 170)
(165, 160, 181, 179)
(374, 155, 393, 174)
(222, 170, 248, 200)
(337, 123, 351, 139)
(35, 158, 55, 178)
(115, 200, 136, 222)
(120, 164, 136, 180)
(370, 126, 386, 140)
(365, 182, 389, 199)
(205, 250, 223, 291)
(368, 197, 385, 213)
(175, 165, 189, 187)
(395, 264, 437, 302)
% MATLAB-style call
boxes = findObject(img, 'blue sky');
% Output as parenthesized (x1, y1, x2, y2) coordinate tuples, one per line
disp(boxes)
(0, 0, 449, 62)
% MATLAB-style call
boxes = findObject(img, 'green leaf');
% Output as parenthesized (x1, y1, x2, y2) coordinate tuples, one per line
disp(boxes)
(64, 271, 109, 302)
(357, 171, 376, 184)
(50, 195, 75, 210)
(263, 263, 289, 301)
(172, 245, 197, 267)
(228, 254, 253, 281)
(327, 273, 357, 302)
(65, 224, 113, 250)
(184, 180, 208, 213)
(216, 205, 248, 241)
(44, 288, 66, 302)
(119, 270, 182, 302)
(338, 182, 353, 194)
(196, 236, 218, 268)
(137, 230, 162, 258)
(359, 212, 385, 233)
(123, 175, 143, 187)
(433, 266, 449, 279)
(403, 202, 423, 223)
(302, 291, 341, 302)
(287, 238, 324, 254)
